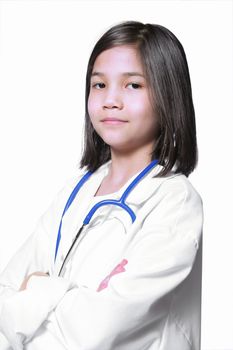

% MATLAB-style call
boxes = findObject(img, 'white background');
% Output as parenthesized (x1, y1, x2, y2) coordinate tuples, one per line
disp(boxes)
(0, 1, 232, 349)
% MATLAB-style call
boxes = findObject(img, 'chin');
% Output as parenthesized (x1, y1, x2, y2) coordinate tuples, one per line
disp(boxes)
(102, 137, 129, 149)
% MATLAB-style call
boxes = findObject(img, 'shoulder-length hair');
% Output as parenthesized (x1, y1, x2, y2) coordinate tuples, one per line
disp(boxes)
(80, 21, 197, 177)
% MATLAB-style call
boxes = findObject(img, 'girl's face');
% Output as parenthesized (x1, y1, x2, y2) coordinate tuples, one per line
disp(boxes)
(88, 45, 158, 156)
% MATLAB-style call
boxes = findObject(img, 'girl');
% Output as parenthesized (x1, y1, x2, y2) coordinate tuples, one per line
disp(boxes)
(0, 21, 203, 350)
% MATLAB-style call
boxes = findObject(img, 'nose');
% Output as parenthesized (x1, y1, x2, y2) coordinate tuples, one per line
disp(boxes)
(103, 87, 123, 110)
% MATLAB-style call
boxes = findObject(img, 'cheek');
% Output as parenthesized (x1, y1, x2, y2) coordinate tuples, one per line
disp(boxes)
(87, 95, 93, 114)
(87, 95, 97, 121)
(129, 98, 155, 122)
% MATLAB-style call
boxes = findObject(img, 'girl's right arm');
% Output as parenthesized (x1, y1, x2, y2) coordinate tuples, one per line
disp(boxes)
(0, 220, 50, 349)
(0, 175, 83, 349)
(0, 174, 81, 293)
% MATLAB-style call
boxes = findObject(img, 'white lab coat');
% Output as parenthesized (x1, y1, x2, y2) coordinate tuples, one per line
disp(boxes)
(0, 162, 203, 350)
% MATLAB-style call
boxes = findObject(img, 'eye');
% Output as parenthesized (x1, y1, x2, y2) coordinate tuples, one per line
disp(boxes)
(92, 82, 105, 89)
(127, 83, 142, 89)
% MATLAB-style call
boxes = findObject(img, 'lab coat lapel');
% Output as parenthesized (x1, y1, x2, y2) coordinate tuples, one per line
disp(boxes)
(119, 164, 177, 206)
(54, 166, 109, 274)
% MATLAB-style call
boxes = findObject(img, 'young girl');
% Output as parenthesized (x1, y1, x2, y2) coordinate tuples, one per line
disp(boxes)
(0, 21, 203, 350)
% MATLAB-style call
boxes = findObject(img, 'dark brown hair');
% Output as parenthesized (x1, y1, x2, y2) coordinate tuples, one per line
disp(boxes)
(80, 21, 197, 177)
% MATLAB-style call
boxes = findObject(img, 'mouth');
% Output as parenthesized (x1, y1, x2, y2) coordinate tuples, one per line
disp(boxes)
(101, 118, 128, 125)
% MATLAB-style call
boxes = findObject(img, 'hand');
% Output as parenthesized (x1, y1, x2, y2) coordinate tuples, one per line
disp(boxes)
(19, 271, 49, 291)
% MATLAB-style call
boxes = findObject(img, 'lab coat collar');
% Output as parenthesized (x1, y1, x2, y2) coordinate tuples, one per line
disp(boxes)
(89, 161, 179, 205)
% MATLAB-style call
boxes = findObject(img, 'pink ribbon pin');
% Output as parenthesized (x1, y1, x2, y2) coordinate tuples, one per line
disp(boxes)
(97, 259, 128, 292)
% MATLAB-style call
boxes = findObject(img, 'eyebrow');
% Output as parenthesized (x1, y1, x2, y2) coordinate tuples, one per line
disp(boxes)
(91, 71, 145, 78)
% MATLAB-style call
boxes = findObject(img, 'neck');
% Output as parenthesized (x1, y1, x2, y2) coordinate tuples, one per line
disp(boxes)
(108, 149, 153, 186)
(95, 148, 154, 196)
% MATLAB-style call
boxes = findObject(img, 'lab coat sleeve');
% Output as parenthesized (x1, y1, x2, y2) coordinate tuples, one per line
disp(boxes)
(0, 276, 74, 350)
(0, 179, 79, 349)
(0, 220, 53, 350)
(0, 332, 12, 350)
(0, 173, 82, 291)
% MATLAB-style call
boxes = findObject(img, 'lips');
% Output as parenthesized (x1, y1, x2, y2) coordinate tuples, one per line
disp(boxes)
(101, 117, 128, 124)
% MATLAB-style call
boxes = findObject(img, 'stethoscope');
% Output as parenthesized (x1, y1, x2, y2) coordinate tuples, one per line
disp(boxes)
(55, 159, 158, 276)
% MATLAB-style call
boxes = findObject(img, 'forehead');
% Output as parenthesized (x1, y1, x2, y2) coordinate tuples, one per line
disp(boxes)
(92, 45, 144, 75)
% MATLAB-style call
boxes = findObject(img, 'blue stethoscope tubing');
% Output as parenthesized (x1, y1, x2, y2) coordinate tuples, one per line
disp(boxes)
(55, 159, 158, 273)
